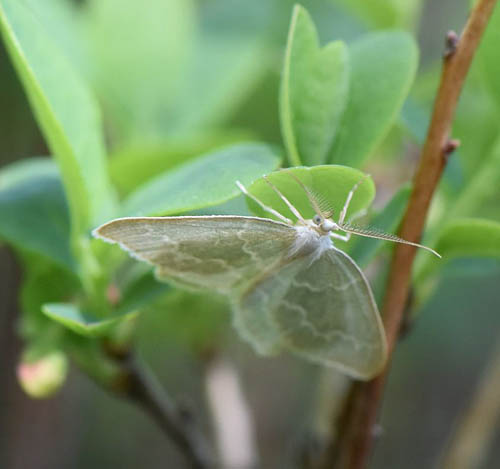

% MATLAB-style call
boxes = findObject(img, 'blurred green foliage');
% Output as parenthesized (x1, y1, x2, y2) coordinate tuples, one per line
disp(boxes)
(1, 0, 500, 466)
(1, 0, 500, 389)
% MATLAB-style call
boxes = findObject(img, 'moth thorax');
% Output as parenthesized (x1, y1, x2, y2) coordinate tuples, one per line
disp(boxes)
(289, 225, 328, 258)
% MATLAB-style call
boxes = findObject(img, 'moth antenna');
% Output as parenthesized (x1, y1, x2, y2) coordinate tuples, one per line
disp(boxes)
(282, 170, 334, 219)
(308, 187, 336, 218)
(340, 223, 441, 258)
(314, 192, 335, 218)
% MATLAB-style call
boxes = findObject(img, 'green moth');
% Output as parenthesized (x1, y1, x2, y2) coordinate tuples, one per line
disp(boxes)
(93, 172, 439, 380)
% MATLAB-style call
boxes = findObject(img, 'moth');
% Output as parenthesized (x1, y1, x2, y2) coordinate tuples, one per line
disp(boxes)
(93, 172, 439, 380)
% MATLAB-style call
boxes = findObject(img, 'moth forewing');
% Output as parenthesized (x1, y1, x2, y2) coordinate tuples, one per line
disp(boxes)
(93, 215, 298, 293)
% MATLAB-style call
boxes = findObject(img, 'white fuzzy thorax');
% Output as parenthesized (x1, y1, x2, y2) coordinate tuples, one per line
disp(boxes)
(288, 224, 333, 260)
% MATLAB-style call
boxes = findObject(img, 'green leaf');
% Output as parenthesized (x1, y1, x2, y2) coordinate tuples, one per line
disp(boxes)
(280, 5, 349, 166)
(452, 82, 499, 179)
(85, 0, 195, 142)
(334, 0, 422, 29)
(0, 158, 75, 271)
(247, 165, 375, 222)
(42, 303, 138, 338)
(348, 184, 411, 267)
(109, 132, 251, 197)
(478, 2, 500, 110)
(19, 252, 80, 340)
(0, 0, 116, 238)
(173, 39, 267, 134)
(0, 156, 57, 190)
(115, 271, 170, 317)
(400, 98, 428, 143)
(436, 218, 500, 259)
(21, 0, 85, 72)
(328, 31, 418, 167)
(448, 138, 500, 219)
(138, 289, 229, 353)
(18, 253, 81, 385)
(171, 2, 271, 133)
(402, 98, 466, 196)
(416, 218, 500, 281)
(123, 143, 282, 216)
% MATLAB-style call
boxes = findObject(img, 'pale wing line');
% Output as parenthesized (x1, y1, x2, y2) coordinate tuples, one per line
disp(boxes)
(94, 214, 295, 268)
(279, 299, 378, 351)
(291, 278, 324, 293)
(166, 218, 287, 274)
(292, 276, 359, 293)
(332, 277, 359, 292)
(232, 261, 294, 354)
(99, 228, 234, 274)
(328, 247, 373, 322)
(331, 250, 369, 333)
(93, 215, 293, 239)
(235, 221, 267, 268)
(94, 215, 299, 293)
(159, 254, 239, 278)
(260, 247, 382, 351)
(327, 246, 388, 360)
(288, 248, 367, 340)
(156, 235, 233, 271)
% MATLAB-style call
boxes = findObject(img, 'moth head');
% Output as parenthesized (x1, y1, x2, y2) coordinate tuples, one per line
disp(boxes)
(312, 213, 338, 234)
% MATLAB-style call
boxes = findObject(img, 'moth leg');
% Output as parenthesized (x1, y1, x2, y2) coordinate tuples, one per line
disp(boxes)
(263, 175, 306, 224)
(339, 175, 370, 225)
(236, 181, 293, 225)
(346, 207, 368, 224)
(330, 232, 351, 242)
(333, 208, 366, 241)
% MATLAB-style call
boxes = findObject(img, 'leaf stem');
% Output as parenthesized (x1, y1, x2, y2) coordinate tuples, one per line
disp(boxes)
(314, 1, 499, 467)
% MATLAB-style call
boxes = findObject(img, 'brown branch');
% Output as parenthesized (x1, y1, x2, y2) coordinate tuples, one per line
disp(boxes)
(384, 0, 497, 356)
(315, 1, 499, 468)
(70, 334, 216, 467)
(107, 347, 215, 469)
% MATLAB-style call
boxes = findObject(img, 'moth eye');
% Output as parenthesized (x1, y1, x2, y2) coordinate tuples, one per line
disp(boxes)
(313, 214, 322, 225)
